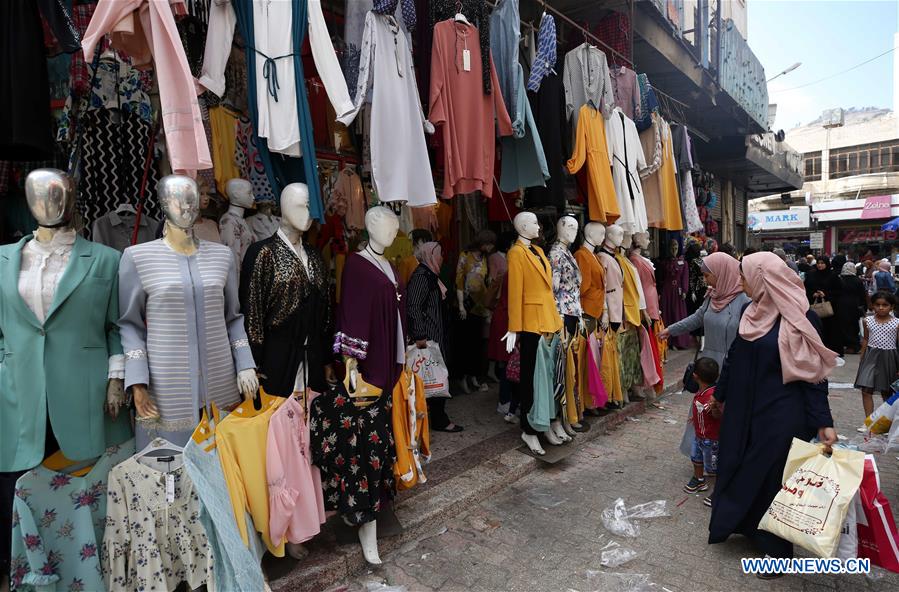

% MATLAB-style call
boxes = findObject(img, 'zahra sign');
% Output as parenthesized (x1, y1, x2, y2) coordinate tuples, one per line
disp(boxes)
(747, 207, 810, 231)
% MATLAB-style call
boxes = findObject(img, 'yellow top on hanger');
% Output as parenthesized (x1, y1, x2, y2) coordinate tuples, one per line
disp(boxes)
(616, 252, 642, 327)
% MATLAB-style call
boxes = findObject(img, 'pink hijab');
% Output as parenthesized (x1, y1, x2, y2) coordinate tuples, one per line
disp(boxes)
(416, 242, 448, 298)
(739, 252, 837, 384)
(878, 259, 891, 272)
(702, 252, 743, 312)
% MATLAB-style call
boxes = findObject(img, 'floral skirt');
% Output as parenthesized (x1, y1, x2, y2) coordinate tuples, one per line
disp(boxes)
(618, 326, 644, 393)
(601, 328, 623, 404)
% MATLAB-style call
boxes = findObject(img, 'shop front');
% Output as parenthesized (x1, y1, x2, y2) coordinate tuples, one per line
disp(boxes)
(812, 195, 899, 257)
(746, 206, 811, 249)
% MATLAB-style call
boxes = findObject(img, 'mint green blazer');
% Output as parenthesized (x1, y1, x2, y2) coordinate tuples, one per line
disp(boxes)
(0, 235, 131, 472)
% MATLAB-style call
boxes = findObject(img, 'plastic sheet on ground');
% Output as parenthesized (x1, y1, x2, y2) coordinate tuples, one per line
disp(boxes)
(600, 545, 639, 568)
(601, 498, 670, 537)
(625, 500, 670, 519)
(586, 571, 667, 592)
(843, 433, 889, 454)
(526, 489, 567, 509)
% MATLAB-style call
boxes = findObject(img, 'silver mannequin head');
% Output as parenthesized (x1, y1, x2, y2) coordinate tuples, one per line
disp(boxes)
(158, 175, 201, 230)
(25, 168, 76, 227)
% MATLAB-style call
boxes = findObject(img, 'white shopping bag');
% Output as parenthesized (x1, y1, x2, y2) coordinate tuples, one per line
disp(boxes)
(405, 341, 451, 398)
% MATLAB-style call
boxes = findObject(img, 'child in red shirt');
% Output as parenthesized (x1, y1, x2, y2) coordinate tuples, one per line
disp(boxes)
(684, 357, 722, 507)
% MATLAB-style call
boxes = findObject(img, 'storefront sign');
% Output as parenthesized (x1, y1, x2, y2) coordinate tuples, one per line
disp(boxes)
(810, 232, 824, 249)
(839, 229, 899, 244)
(860, 195, 893, 220)
(746, 207, 810, 231)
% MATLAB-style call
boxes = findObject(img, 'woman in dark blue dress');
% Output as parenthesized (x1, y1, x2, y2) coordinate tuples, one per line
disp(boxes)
(709, 252, 839, 564)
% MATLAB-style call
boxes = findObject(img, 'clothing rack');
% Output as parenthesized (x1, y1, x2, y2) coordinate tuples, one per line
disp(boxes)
(536, 0, 635, 68)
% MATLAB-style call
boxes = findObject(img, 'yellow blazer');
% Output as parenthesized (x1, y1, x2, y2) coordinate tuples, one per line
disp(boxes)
(616, 252, 642, 327)
(574, 246, 605, 319)
(507, 242, 563, 334)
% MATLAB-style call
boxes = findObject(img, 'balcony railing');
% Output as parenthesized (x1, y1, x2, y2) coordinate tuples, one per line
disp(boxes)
(718, 18, 769, 130)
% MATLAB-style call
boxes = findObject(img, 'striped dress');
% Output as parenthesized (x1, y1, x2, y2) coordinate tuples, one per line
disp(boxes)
(118, 239, 255, 446)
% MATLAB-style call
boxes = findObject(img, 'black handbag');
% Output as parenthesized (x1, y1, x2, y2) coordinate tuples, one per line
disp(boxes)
(681, 350, 701, 393)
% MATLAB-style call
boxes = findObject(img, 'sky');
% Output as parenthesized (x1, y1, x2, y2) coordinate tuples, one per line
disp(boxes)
(749, 0, 897, 130)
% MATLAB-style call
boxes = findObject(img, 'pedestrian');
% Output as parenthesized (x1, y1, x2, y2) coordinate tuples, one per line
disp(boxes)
(399, 228, 434, 284)
(684, 357, 721, 507)
(709, 251, 837, 571)
(772, 247, 799, 275)
(488, 232, 518, 422)
(874, 258, 896, 293)
(854, 290, 899, 421)
(835, 261, 867, 354)
(684, 242, 707, 338)
(658, 252, 749, 367)
(804, 255, 843, 355)
(455, 229, 496, 393)
(407, 242, 464, 433)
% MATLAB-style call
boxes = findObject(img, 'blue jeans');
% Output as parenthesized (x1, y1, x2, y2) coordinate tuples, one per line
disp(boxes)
(690, 437, 719, 475)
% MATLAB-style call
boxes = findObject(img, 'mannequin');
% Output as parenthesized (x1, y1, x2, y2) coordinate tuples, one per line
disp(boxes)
(120, 175, 259, 448)
(576, 222, 607, 334)
(597, 224, 626, 331)
(503, 212, 564, 455)
(194, 177, 222, 243)
(240, 183, 332, 396)
(659, 239, 690, 350)
(548, 216, 581, 440)
(0, 169, 131, 588)
(220, 178, 257, 267)
(326, 206, 404, 565)
(247, 200, 282, 239)
(629, 232, 661, 323)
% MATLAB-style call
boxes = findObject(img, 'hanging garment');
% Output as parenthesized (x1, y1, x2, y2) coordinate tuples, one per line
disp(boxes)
(659, 257, 691, 350)
(491, 0, 549, 192)
(527, 13, 557, 92)
(392, 370, 431, 489)
(82, 0, 211, 173)
(429, 19, 513, 198)
(183, 413, 266, 592)
(618, 325, 643, 393)
(575, 245, 606, 320)
(634, 73, 659, 132)
(267, 395, 326, 545)
(333, 253, 407, 393)
(609, 66, 640, 121)
(309, 383, 396, 525)
(629, 252, 661, 321)
(586, 331, 609, 409)
(235, 115, 276, 203)
(594, 11, 632, 66)
(600, 327, 623, 404)
(240, 233, 332, 396)
(430, 0, 493, 94)
(92, 211, 160, 252)
(529, 334, 560, 432)
(563, 43, 615, 136)
(118, 240, 256, 446)
(77, 109, 161, 240)
(339, 13, 437, 206)
(217, 393, 286, 556)
(0, 1, 54, 160)
(209, 106, 241, 195)
(639, 325, 663, 388)
(616, 251, 642, 327)
(525, 54, 567, 211)
(653, 318, 668, 364)
(334, 168, 367, 230)
(597, 249, 624, 325)
(195, 218, 223, 243)
(672, 124, 703, 233)
(607, 108, 649, 233)
(506, 241, 563, 335)
(9, 442, 135, 592)
(549, 242, 582, 317)
(567, 106, 619, 223)
(102, 456, 213, 591)
(640, 114, 683, 230)
(245, 212, 281, 239)
(343, 0, 414, 102)
(219, 209, 257, 267)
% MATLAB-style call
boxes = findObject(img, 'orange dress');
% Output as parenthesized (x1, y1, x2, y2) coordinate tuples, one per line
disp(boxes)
(567, 106, 619, 223)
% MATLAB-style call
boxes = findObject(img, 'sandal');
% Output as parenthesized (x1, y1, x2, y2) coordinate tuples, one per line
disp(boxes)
(435, 424, 464, 433)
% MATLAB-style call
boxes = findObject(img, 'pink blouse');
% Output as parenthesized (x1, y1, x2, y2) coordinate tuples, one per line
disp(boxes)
(266, 396, 326, 545)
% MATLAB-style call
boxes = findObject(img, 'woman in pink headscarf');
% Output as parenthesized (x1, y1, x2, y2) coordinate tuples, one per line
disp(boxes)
(709, 251, 838, 571)
(658, 252, 749, 368)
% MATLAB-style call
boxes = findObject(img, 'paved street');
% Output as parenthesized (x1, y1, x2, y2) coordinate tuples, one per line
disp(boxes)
(331, 354, 899, 592)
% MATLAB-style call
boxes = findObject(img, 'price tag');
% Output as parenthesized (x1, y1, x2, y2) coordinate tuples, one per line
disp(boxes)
(462, 49, 471, 72)
(165, 474, 175, 504)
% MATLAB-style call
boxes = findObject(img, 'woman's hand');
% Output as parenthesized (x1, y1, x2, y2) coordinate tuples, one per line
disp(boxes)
(818, 426, 838, 451)
(814, 290, 825, 299)
(657, 328, 670, 340)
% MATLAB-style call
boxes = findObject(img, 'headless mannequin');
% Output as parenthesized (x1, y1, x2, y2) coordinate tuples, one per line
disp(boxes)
(347, 206, 401, 565)
(131, 176, 259, 419)
(25, 169, 127, 417)
(220, 179, 257, 266)
(503, 212, 565, 455)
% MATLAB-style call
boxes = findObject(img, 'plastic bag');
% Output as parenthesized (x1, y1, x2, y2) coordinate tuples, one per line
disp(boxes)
(856, 454, 899, 573)
(405, 341, 450, 398)
(601, 498, 640, 538)
(586, 571, 654, 592)
(836, 492, 860, 560)
(864, 392, 899, 434)
(626, 500, 670, 519)
(758, 438, 865, 558)
(600, 546, 639, 568)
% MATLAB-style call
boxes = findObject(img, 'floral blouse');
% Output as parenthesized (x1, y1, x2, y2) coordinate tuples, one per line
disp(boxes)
(101, 456, 212, 591)
(549, 242, 583, 317)
(455, 251, 490, 316)
(9, 441, 134, 592)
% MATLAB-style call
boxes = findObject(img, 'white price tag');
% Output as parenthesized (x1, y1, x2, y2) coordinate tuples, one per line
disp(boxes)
(462, 49, 471, 72)
(165, 474, 175, 504)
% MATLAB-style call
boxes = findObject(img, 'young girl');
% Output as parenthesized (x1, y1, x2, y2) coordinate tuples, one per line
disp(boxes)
(855, 290, 899, 419)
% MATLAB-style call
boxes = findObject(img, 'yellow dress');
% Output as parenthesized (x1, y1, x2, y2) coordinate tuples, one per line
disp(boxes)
(600, 327, 624, 404)
(616, 252, 642, 327)
(658, 119, 683, 231)
(566, 105, 620, 223)
(216, 391, 286, 557)
(564, 336, 580, 424)
(208, 106, 241, 195)
(392, 370, 430, 490)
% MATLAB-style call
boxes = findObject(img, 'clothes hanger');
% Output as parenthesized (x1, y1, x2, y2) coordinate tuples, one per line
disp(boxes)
(115, 202, 137, 215)
(454, 1, 471, 26)
(134, 436, 183, 459)
(232, 388, 280, 416)
(343, 358, 382, 408)
(191, 405, 221, 452)
(43, 450, 98, 477)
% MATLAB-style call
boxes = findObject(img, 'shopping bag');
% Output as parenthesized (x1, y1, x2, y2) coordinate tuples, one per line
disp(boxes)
(836, 493, 860, 560)
(405, 342, 450, 398)
(864, 392, 899, 434)
(856, 454, 899, 572)
(758, 438, 865, 558)
(810, 297, 834, 319)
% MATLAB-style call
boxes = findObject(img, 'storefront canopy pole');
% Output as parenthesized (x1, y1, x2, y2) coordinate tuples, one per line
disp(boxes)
(130, 113, 161, 246)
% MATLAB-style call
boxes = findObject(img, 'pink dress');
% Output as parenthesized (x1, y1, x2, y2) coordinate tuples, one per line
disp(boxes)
(266, 395, 326, 545)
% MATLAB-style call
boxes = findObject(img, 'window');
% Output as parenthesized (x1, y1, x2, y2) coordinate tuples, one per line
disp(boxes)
(803, 152, 822, 182)
(828, 140, 899, 179)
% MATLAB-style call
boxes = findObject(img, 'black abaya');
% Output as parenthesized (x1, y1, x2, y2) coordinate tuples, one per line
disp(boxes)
(835, 274, 867, 351)
(804, 268, 843, 354)
(709, 311, 834, 558)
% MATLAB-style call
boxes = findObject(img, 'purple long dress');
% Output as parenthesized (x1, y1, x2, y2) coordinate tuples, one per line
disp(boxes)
(659, 257, 691, 349)
(334, 253, 407, 392)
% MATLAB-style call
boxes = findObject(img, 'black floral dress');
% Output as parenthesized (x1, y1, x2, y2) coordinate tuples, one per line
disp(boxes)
(309, 383, 396, 525)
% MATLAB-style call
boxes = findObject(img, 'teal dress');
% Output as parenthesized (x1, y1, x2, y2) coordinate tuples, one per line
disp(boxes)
(9, 441, 134, 592)
(528, 335, 560, 431)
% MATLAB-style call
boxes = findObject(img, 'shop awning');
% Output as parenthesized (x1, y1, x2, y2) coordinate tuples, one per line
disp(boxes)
(882, 217, 899, 232)
(696, 134, 804, 197)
